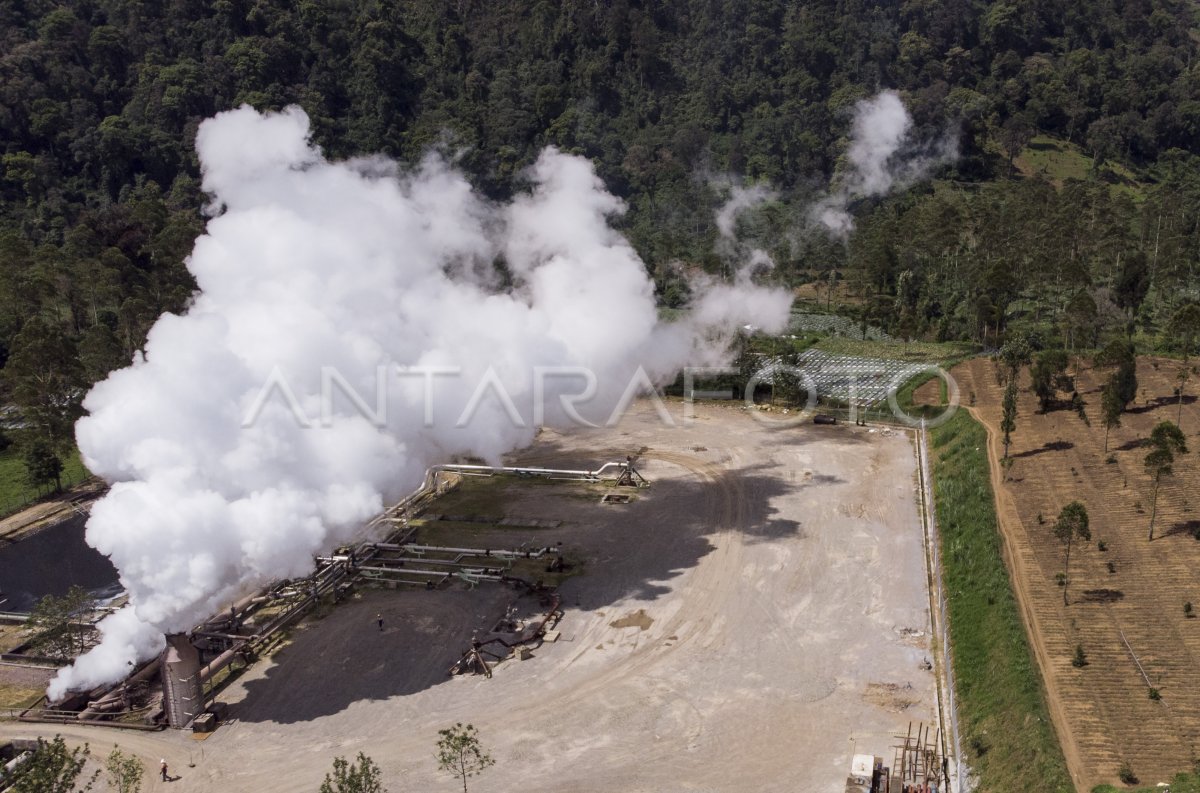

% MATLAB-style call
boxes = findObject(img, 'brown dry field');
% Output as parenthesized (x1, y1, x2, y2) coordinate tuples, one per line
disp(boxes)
(937, 356, 1200, 790)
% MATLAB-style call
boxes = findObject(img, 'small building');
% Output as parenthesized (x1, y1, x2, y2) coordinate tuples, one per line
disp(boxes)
(845, 754, 886, 793)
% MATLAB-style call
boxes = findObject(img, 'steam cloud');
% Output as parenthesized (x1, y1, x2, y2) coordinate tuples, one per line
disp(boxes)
(714, 184, 777, 277)
(813, 90, 956, 236)
(51, 106, 791, 698)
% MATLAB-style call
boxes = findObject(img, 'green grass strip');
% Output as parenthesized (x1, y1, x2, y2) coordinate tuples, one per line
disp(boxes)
(931, 410, 1073, 792)
(0, 445, 90, 518)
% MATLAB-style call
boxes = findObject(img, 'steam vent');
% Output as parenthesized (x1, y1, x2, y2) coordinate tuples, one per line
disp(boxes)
(161, 633, 202, 728)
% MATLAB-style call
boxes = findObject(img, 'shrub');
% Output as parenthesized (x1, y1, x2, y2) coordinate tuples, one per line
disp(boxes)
(1098, 540, 1107, 552)
(1186, 602, 1194, 618)
(1107, 561, 1116, 573)
(1071, 644, 1088, 668)
(1118, 760, 1137, 784)
(1149, 687, 1161, 701)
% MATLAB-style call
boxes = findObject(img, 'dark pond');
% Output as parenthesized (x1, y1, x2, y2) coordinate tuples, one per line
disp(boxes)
(0, 514, 121, 612)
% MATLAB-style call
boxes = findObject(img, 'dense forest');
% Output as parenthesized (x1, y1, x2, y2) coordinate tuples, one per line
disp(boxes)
(1, 0, 1200, 459)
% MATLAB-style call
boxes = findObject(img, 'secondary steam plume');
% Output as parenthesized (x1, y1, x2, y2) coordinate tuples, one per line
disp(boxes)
(813, 90, 956, 236)
(713, 184, 777, 278)
(51, 106, 790, 698)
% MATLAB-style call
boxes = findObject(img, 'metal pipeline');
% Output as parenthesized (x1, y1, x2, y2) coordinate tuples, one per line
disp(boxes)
(356, 566, 450, 578)
(4, 751, 31, 775)
(433, 462, 628, 480)
(199, 645, 243, 683)
(400, 543, 552, 560)
(192, 630, 257, 642)
(77, 659, 159, 720)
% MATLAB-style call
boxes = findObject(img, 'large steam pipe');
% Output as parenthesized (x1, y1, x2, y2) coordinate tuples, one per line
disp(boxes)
(433, 462, 628, 480)
(356, 566, 451, 578)
(400, 543, 551, 559)
(78, 659, 160, 720)
(199, 645, 243, 683)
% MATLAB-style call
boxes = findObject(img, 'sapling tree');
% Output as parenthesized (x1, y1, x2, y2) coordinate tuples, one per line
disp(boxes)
(436, 723, 494, 793)
(1145, 421, 1188, 541)
(319, 753, 385, 793)
(105, 747, 144, 793)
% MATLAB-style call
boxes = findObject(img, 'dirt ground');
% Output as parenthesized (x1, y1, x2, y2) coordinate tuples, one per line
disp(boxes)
(0, 401, 936, 793)
(946, 356, 1200, 790)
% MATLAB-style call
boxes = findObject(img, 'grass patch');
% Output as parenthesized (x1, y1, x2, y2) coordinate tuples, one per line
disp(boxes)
(886, 349, 978, 422)
(0, 682, 44, 711)
(0, 445, 90, 518)
(428, 475, 596, 519)
(425, 475, 519, 517)
(412, 522, 544, 549)
(1014, 135, 1145, 200)
(931, 410, 1072, 792)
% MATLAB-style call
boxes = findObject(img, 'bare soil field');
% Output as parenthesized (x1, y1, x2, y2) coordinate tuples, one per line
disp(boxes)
(1, 401, 936, 793)
(949, 356, 1200, 790)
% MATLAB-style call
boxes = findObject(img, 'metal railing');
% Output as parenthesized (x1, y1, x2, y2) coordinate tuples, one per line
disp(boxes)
(917, 421, 970, 793)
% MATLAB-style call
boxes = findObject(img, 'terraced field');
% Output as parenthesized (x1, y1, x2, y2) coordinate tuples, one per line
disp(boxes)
(950, 355, 1200, 790)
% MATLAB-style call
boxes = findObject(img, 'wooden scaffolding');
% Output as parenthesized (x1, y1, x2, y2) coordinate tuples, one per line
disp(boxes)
(891, 721, 948, 792)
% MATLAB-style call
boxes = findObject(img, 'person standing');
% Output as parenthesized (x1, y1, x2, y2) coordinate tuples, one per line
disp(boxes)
(160, 759, 169, 781)
(376, 613, 383, 631)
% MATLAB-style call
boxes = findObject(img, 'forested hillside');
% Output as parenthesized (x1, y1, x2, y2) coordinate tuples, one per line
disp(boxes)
(2, 0, 1200, 455)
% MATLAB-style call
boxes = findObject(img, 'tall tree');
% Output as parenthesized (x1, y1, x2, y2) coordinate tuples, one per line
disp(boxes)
(28, 585, 94, 661)
(998, 333, 1033, 385)
(1094, 339, 1137, 452)
(1000, 379, 1018, 460)
(1053, 501, 1090, 605)
(2, 317, 86, 447)
(1029, 349, 1073, 413)
(1166, 302, 1200, 425)
(1100, 379, 1122, 453)
(1144, 421, 1188, 541)
(24, 440, 65, 493)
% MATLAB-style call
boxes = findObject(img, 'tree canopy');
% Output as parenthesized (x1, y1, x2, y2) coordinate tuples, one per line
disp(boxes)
(1, 0, 1199, 398)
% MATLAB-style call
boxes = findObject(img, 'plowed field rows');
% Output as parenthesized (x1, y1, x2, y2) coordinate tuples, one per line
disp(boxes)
(950, 356, 1200, 789)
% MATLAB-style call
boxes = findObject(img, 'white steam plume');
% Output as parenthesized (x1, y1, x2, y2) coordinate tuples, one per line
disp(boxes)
(713, 183, 778, 279)
(51, 106, 791, 699)
(812, 90, 956, 237)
